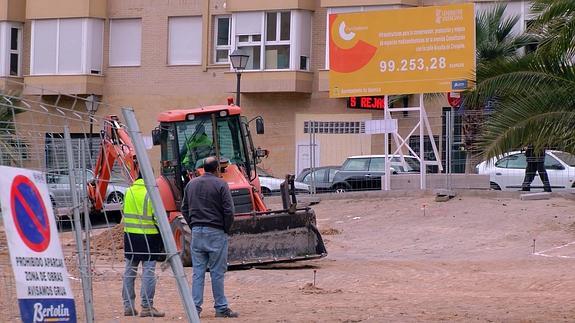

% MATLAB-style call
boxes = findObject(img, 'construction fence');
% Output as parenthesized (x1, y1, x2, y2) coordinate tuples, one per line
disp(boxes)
(260, 100, 575, 195)
(1, 78, 573, 322)
(0, 79, 198, 322)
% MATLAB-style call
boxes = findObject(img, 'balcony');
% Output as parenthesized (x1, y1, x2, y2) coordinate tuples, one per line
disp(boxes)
(0, 0, 25, 21)
(23, 75, 104, 96)
(228, 71, 313, 94)
(321, 0, 419, 7)
(227, 0, 315, 11)
(26, 0, 106, 19)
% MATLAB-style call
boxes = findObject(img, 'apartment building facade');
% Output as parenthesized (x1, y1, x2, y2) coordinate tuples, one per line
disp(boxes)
(0, 0, 533, 176)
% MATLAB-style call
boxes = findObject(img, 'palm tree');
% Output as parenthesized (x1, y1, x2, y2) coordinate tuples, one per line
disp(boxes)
(530, 0, 575, 61)
(461, 3, 536, 171)
(468, 0, 575, 160)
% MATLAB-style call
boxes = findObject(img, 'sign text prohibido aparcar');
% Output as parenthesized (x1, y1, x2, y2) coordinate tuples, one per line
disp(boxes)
(0, 166, 77, 323)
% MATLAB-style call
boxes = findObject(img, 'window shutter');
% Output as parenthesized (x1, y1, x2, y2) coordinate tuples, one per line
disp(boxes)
(32, 20, 58, 74)
(168, 16, 202, 65)
(235, 12, 262, 35)
(58, 19, 83, 74)
(87, 19, 104, 74)
(109, 19, 142, 66)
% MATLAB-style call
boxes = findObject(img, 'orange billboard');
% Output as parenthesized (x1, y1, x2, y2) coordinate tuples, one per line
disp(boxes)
(329, 4, 475, 97)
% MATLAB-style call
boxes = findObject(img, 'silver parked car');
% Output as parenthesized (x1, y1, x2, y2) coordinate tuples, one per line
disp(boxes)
(256, 167, 310, 196)
(47, 169, 129, 217)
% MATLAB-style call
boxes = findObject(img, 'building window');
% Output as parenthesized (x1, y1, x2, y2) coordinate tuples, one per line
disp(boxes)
(9, 26, 21, 76)
(169, 16, 202, 65)
(265, 12, 290, 69)
(232, 10, 311, 71)
(234, 11, 262, 70)
(237, 35, 262, 70)
(31, 19, 103, 75)
(0, 22, 22, 76)
(524, 20, 539, 54)
(214, 16, 231, 64)
(109, 18, 141, 67)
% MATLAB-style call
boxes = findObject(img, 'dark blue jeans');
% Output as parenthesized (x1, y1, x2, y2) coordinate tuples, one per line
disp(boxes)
(191, 226, 229, 313)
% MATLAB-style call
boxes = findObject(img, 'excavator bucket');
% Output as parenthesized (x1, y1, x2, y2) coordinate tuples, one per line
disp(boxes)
(227, 208, 327, 266)
(172, 208, 327, 267)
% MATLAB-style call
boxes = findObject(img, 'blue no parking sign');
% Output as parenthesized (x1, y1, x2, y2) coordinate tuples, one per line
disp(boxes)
(10, 175, 51, 252)
(0, 167, 76, 323)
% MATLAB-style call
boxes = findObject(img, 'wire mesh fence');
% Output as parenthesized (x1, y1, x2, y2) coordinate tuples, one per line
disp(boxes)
(0, 79, 197, 322)
(2, 76, 575, 321)
(262, 103, 575, 195)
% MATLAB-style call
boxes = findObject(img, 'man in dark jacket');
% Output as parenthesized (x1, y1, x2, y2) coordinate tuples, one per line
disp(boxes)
(521, 145, 552, 192)
(181, 156, 238, 318)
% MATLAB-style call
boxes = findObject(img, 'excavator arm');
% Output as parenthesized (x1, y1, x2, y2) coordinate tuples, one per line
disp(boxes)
(88, 115, 139, 212)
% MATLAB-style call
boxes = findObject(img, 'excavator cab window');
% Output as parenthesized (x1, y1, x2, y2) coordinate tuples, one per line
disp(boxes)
(240, 116, 257, 180)
(174, 115, 248, 172)
(159, 123, 177, 172)
(158, 122, 184, 206)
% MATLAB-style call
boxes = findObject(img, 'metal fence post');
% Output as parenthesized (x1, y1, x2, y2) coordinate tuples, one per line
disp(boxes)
(448, 109, 454, 190)
(121, 108, 200, 323)
(80, 140, 93, 301)
(445, 110, 451, 190)
(308, 120, 316, 195)
(64, 127, 94, 323)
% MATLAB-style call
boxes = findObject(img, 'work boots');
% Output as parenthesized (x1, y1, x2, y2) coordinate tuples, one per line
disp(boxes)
(140, 306, 165, 317)
(124, 308, 138, 316)
(215, 308, 239, 318)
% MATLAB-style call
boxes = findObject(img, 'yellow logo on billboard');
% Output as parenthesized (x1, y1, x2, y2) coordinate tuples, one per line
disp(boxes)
(329, 4, 475, 97)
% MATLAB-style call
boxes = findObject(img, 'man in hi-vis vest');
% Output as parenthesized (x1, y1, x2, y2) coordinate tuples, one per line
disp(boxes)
(122, 173, 165, 317)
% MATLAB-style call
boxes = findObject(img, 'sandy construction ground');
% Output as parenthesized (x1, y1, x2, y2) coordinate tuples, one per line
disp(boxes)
(3, 192, 575, 322)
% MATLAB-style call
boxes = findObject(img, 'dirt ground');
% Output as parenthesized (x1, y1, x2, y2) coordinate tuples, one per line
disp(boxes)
(4, 192, 575, 322)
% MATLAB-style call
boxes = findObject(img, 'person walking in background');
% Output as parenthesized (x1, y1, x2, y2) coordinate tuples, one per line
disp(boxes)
(181, 156, 239, 318)
(122, 173, 166, 317)
(521, 145, 552, 192)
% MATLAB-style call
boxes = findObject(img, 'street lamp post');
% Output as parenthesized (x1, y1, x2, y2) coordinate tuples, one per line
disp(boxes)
(85, 94, 100, 166)
(229, 49, 249, 106)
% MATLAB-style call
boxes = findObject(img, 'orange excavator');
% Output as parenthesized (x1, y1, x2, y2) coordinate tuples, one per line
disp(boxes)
(87, 101, 326, 266)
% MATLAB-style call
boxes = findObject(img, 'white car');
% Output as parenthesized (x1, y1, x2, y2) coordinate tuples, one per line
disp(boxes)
(257, 167, 310, 196)
(475, 150, 575, 191)
(47, 169, 129, 217)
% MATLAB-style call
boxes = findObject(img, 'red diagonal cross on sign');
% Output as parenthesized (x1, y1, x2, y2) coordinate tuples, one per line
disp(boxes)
(10, 175, 51, 252)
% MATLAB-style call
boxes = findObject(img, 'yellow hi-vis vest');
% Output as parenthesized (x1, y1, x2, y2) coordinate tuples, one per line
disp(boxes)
(123, 178, 159, 235)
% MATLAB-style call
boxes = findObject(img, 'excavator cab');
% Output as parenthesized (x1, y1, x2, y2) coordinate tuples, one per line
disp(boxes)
(155, 105, 327, 266)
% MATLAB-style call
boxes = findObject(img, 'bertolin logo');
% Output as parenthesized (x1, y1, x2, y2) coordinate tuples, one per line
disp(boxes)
(33, 303, 71, 322)
(435, 8, 464, 24)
